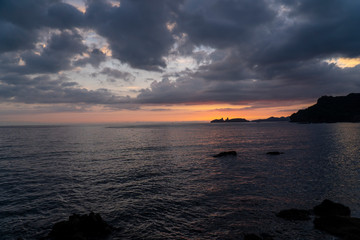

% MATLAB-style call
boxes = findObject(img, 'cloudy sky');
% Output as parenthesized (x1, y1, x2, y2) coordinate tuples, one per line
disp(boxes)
(1, 0, 360, 124)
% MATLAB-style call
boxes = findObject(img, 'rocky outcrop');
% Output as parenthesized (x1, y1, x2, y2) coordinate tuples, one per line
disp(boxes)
(313, 199, 351, 217)
(211, 117, 249, 123)
(314, 215, 360, 239)
(275, 200, 360, 239)
(313, 200, 360, 239)
(271, 200, 360, 239)
(213, 151, 237, 157)
(47, 212, 112, 240)
(290, 93, 360, 123)
(266, 151, 284, 155)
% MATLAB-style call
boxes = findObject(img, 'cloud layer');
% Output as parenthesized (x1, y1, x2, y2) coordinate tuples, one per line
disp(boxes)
(1, 0, 360, 113)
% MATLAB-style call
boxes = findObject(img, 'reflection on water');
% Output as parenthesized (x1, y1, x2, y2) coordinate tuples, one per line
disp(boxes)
(323, 123, 360, 209)
(0, 123, 360, 239)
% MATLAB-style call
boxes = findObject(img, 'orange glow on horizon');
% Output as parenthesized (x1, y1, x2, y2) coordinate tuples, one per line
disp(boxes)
(1, 102, 311, 125)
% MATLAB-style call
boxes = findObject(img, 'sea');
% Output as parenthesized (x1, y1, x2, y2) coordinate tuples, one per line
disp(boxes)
(1, 122, 360, 240)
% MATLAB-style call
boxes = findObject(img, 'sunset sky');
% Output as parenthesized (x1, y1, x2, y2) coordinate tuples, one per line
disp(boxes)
(1, 0, 360, 124)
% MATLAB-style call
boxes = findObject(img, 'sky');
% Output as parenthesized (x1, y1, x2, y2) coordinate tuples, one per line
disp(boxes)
(1, 0, 360, 124)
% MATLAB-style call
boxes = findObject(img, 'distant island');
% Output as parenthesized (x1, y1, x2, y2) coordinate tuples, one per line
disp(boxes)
(210, 116, 289, 123)
(290, 93, 360, 123)
(210, 117, 249, 123)
(252, 116, 290, 122)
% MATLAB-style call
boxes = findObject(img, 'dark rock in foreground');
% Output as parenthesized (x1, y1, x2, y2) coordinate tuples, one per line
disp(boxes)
(244, 234, 262, 240)
(313, 200, 359, 239)
(276, 209, 311, 221)
(244, 233, 274, 240)
(314, 215, 360, 239)
(213, 151, 237, 158)
(211, 117, 249, 123)
(290, 93, 360, 123)
(266, 151, 284, 155)
(47, 212, 112, 240)
(274, 200, 359, 239)
(313, 199, 351, 217)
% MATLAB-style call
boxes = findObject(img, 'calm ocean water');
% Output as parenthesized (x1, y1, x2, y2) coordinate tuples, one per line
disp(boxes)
(1, 122, 360, 239)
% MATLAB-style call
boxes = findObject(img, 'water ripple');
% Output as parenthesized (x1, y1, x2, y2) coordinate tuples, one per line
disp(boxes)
(0, 123, 359, 239)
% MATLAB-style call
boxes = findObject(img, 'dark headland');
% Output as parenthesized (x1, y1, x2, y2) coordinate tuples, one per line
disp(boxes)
(211, 93, 360, 124)
(210, 117, 289, 123)
(252, 116, 290, 122)
(290, 93, 360, 123)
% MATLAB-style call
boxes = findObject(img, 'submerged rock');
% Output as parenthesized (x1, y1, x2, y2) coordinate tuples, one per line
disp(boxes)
(47, 212, 112, 240)
(313, 199, 351, 217)
(276, 209, 311, 221)
(266, 151, 284, 155)
(213, 151, 237, 158)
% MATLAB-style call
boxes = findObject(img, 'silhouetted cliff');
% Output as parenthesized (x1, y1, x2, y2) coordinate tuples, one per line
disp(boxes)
(290, 93, 360, 123)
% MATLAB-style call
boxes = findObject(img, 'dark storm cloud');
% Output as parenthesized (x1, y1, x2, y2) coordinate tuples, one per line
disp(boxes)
(176, 0, 276, 49)
(98, 67, 135, 82)
(135, 76, 263, 104)
(0, 0, 85, 54)
(194, 49, 257, 81)
(0, 73, 130, 105)
(136, 60, 360, 105)
(46, 2, 86, 29)
(0, 0, 84, 30)
(0, 1, 102, 108)
(85, 0, 183, 71)
(74, 48, 107, 68)
(1, 0, 360, 109)
(175, 0, 360, 77)
(0, 21, 36, 53)
(0, 29, 90, 75)
(135, 0, 360, 106)
(252, 0, 360, 64)
(0, 0, 131, 108)
(19, 30, 87, 74)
